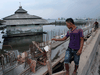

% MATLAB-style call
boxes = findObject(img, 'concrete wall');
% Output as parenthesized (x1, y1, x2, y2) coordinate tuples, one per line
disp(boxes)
(78, 29, 100, 75)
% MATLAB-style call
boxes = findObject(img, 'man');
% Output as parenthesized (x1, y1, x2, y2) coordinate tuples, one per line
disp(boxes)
(52, 18, 84, 75)
(93, 19, 99, 31)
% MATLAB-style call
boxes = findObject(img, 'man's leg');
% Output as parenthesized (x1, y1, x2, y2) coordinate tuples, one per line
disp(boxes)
(73, 65, 78, 74)
(73, 51, 80, 75)
(65, 63, 69, 75)
(64, 48, 72, 75)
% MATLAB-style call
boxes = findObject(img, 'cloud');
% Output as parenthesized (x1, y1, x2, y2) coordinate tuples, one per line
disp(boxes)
(0, 0, 100, 19)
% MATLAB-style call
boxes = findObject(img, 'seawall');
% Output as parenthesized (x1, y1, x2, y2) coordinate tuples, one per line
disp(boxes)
(78, 28, 100, 75)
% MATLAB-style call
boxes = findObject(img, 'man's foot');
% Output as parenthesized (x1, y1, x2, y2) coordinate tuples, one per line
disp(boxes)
(72, 65, 78, 75)
(72, 71, 77, 75)
(66, 72, 69, 75)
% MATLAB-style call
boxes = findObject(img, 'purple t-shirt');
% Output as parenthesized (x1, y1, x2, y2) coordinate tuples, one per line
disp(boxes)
(66, 27, 84, 50)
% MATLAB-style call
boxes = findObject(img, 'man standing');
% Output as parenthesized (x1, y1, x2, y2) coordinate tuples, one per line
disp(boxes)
(52, 18, 84, 75)
(93, 19, 99, 31)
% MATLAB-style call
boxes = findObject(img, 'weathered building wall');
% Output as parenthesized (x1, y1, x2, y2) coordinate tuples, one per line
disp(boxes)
(6, 25, 43, 35)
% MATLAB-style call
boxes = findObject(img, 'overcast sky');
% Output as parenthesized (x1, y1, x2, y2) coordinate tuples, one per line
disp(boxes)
(0, 0, 100, 19)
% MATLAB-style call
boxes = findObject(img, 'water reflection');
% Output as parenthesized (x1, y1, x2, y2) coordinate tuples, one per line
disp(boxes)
(3, 34, 43, 52)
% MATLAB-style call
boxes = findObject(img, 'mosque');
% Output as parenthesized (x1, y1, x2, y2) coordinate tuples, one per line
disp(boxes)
(2, 6, 48, 37)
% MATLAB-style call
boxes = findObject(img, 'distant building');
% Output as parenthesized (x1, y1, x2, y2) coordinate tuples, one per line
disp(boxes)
(3, 6, 48, 25)
(2, 6, 49, 37)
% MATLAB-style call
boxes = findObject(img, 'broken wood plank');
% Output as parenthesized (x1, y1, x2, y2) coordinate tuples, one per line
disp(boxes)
(32, 41, 43, 53)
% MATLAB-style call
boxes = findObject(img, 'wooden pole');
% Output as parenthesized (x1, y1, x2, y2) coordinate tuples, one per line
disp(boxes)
(32, 41, 43, 53)
(46, 42, 52, 75)
(48, 32, 49, 42)
(44, 34, 46, 46)
(46, 60, 52, 75)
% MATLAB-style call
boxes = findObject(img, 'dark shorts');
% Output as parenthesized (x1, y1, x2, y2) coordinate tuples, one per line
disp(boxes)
(95, 25, 98, 30)
(64, 47, 80, 65)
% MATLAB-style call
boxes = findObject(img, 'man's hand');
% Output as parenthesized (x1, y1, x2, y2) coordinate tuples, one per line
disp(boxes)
(76, 49, 82, 56)
(51, 38, 57, 41)
(52, 36, 67, 41)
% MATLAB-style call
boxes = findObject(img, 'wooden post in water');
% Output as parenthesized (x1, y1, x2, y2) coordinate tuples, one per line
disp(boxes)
(44, 34, 46, 46)
(46, 33, 48, 45)
(53, 30, 54, 38)
(88, 28, 89, 35)
(48, 32, 49, 43)
(55, 31, 57, 38)
(51, 30, 52, 39)
(52, 30, 54, 38)
(47, 32, 49, 45)
(46, 33, 48, 42)
(59, 29, 60, 36)
(41, 36, 42, 42)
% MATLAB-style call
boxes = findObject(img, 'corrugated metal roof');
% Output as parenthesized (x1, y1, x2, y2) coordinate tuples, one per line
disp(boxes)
(3, 13, 41, 20)
(3, 19, 49, 25)
(3, 6, 48, 25)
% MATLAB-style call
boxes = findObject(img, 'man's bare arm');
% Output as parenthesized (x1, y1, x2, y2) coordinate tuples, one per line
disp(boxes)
(52, 36, 67, 41)
(80, 37, 84, 51)
(76, 37, 84, 55)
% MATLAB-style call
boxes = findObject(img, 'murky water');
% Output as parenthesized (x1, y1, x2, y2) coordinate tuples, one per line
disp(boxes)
(0, 25, 84, 53)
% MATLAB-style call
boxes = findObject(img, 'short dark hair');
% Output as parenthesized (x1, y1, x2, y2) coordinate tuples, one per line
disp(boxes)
(66, 18, 74, 24)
